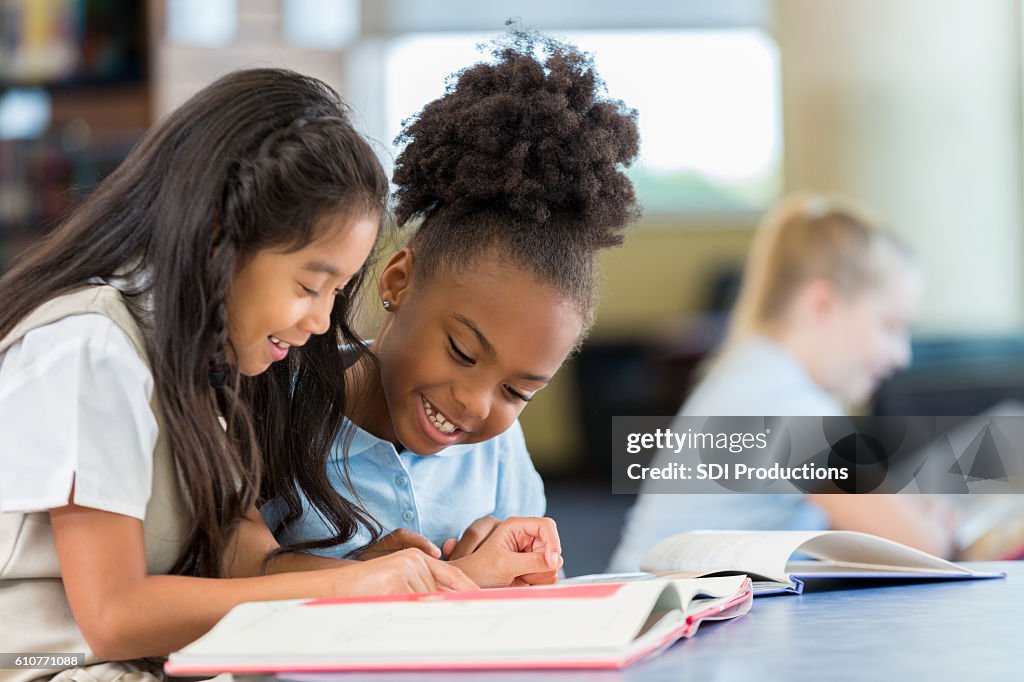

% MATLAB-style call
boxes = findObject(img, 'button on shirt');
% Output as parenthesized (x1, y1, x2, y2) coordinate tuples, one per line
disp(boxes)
(262, 418, 546, 558)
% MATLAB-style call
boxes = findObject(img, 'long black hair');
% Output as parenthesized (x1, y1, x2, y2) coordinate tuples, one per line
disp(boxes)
(0, 68, 386, 577)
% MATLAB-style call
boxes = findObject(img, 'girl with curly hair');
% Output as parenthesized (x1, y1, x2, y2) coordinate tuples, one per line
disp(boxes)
(0, 68, 477, 682)
(264, 33, 641, 586)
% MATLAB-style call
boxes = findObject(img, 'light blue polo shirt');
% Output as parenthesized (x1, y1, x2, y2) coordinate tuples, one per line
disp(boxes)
(262, 417, 546, 559)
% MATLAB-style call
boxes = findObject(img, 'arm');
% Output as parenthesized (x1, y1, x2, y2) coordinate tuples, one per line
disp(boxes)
(222, 506, 358, 577)
(51, 502, 477, 661)
(807, 494, 959, 557)
(234, 504, 443, 572)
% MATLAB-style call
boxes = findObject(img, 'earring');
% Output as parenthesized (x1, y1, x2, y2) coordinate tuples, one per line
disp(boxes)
(382, 299, 392, 310)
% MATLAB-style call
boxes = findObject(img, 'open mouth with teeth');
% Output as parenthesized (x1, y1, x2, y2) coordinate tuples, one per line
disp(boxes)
(269, 335, 291, 349)
(421, 395, 460, 435)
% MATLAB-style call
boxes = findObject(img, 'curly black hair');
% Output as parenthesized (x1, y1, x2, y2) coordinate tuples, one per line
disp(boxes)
(393, 31, 641, 328)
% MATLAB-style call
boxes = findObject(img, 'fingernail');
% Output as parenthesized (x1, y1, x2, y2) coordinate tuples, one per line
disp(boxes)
(548, 551, 560, 568)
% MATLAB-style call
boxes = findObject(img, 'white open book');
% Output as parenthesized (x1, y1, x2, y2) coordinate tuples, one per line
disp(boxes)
(165, 576, 752, 675)
(638, 530, 1005, 594)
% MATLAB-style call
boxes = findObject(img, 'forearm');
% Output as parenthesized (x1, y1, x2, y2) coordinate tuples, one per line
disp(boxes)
(807, 494, 957, 557)
(223, 507, 355, 577)
(52, 503, 432, 660)
(84, 570, 337, 660)
(263, 550, 357, 574)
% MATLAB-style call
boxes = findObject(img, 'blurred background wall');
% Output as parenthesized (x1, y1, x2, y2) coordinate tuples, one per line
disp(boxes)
(2, 0, 1023, 497)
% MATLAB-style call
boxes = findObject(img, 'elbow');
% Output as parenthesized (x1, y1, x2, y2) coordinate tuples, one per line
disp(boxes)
(82, 630, 135, 663)
(78, 611, 149, 662)
(86, 641, 129, 664)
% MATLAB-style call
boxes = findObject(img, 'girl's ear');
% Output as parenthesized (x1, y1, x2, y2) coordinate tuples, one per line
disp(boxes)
(803, 278, 840, 323)
(378, 248, 415, 310)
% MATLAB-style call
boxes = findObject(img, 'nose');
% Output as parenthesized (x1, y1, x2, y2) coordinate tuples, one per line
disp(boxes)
(299, 297, 333, 336)
(451, 381, 492, 424)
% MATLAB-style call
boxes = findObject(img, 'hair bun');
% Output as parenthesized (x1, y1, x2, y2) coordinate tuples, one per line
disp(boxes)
(393, 32, 640, 248)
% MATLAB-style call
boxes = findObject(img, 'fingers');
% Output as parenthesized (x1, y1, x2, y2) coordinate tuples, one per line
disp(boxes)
(425, 555, 480, 592)
(515, 570, 560, 587)
(441, 538, 458, 559)
(363, 529, 441, 559)
(503, 516, 562, 569)
(448, 515, 501, 560)
(393, 529, 442, 558)
(502, 550, 561, 579)
(406, 553, 437, 594)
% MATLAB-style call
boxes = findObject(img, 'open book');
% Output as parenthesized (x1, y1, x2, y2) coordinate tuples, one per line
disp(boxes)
(637, 530, 1005, 594)
(165, 576, 752, 674)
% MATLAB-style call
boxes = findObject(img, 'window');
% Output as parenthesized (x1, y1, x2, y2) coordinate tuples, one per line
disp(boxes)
(383, 29, 782, 214)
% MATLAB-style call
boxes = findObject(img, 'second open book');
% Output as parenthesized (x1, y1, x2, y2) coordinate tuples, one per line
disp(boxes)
(572, 530, 1005, 595)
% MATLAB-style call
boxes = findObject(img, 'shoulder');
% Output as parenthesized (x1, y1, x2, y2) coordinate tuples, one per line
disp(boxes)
(1, 313, 152, 394)
(0, 312, 158, 517)
(682, 338, 842, 417)
(21, 312, 139, 347)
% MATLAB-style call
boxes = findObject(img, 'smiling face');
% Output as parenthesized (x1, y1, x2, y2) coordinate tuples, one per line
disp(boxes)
(363, 249, 583, 455)
(225, 211, 379, 376)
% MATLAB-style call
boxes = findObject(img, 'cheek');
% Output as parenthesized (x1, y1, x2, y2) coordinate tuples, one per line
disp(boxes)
(379, 339, 436, 399)
(224, 294, 253, 346)
(478, 403, 525, 441)
(388, 322, 454, 386)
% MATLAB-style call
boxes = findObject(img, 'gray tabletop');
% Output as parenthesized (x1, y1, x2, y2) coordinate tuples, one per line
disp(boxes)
(266, 562, 1019, 682)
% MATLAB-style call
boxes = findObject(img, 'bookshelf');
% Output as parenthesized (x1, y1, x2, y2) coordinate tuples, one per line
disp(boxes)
(0, 0, 149, 271)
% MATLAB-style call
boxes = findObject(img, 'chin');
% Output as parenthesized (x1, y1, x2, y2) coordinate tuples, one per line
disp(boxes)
(844, 388, 873, 407)
(239, 358, 270, 376)
(402, 432, 443, 456)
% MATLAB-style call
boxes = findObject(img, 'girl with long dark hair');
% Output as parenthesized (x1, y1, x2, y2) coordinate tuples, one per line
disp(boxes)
(0, 68, 475, 682)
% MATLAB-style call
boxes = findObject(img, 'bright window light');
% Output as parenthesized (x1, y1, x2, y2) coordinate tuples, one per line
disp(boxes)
(0, 88, 51, 140)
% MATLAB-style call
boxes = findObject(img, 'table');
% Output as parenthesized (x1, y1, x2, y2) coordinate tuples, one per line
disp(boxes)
(259, 561, 1019, 682)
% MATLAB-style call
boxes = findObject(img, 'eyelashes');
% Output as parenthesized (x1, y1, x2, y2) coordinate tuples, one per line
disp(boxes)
(448, 335, 475, 365)
(505, 386, 531, 402)
(300, 284, 345, 298)
(447, 335, 531, 403)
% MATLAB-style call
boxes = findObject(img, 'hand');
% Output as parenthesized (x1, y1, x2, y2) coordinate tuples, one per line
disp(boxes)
(358, 528, 442, 561)
(441, 515, 501, 560)
(328, 548, 478, 595)
(451, 516, 562, 588)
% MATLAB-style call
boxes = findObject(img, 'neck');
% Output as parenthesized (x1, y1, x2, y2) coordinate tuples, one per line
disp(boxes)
(759, 322, 826, 390)
(345, 347, 400, 447)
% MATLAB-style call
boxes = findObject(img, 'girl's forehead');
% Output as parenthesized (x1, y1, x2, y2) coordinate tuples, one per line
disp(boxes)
(418, 267, 581, 354)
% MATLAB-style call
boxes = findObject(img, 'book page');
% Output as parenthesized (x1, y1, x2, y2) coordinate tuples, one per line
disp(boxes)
(793, 531, 973, 574)
(639, 530, 979, 583)
(639, 530, 829, 583)
(663, 575, 750, 607)
(175, 583, 672, 663)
